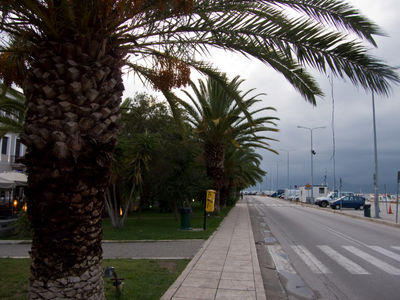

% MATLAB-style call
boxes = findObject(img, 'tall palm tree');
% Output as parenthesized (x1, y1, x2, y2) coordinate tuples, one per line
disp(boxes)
(180, 75, 278, 211)
(0, 1, 398, 298)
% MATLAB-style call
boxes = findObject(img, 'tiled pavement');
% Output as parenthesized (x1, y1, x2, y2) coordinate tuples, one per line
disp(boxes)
(162, 200, 265, 300)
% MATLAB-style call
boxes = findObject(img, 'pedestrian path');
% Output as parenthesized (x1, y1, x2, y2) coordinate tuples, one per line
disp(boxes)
(0, 240, 204, 259)
(162, 201, 265, 300)
(269, 243, 400, 276)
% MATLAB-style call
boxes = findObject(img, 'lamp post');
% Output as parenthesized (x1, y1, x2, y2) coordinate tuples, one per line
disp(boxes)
(371, 91, 380, 218)
(279, 149, 293, 190)
(297, 126, 326, 204)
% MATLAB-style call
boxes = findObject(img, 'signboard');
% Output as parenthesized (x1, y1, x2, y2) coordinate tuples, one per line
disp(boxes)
(205, 190, 216, 212)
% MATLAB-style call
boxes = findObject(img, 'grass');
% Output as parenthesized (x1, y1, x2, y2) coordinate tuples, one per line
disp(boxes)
(2, 204, 232, 241)
(102, 205, 231, 240)
(0, 258, 188, 300)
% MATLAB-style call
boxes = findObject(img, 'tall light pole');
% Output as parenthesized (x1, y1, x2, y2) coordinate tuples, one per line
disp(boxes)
(297, 126, 326, 204)
(371, 91, 380, 218)
(276, 160, 279, 191)
(279, 149, 293, 189)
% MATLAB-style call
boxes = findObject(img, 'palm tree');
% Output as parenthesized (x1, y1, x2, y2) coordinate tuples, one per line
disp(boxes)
(180, 75, 278, 211)
(222, 145, 266, 205)
(0, 1, 398, 298)
(0, 83, 25, 137)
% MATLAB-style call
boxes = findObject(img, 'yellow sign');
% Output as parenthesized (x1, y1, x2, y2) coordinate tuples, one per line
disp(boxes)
(205, 190, 216, 212)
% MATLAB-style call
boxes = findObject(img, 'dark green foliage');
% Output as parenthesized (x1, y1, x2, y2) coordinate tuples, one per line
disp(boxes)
(15, 211, 32, 238)
(111, 93, 209, 217)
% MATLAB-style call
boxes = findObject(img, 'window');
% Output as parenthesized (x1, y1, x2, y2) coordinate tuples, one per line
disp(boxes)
(1, 136, 9, 155)
(15, 138, 21, 158)
(319, 187, 325, 194)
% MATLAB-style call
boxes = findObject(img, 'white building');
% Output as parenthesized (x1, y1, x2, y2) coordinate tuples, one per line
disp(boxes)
(0, 134, 25, 173)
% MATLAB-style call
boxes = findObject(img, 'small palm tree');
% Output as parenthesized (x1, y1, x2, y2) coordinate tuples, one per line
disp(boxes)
(180, 75, 278, 211)
(222, 145, 266, 204)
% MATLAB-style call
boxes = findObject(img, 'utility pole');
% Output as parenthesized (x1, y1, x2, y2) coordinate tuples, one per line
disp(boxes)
(297, 126, 326, 204)
(371, 91, 380, 218)
(279, 149, 293, 190)
(396, 171, 399, 224)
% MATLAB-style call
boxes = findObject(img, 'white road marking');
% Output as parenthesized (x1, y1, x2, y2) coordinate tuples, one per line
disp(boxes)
(369, 246, 400, 263)
(291, 245, 331, 274)
(317, 245, 369, 275)
(343, 246, 400, 275)
(391, 246, 400, 252)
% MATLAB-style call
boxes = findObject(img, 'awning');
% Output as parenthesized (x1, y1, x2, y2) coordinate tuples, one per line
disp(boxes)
(0, 177, 15, 189)
(0, 171, 27, 186)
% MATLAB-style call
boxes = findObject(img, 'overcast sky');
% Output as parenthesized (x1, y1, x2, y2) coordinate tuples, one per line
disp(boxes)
(122, 0, 400, 194)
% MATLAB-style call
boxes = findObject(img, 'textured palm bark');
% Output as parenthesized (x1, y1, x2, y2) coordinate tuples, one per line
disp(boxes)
(22, 35, 124, 299)
(204, 143, 225, 213)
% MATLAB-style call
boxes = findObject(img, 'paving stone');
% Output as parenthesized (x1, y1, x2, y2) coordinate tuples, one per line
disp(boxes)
(218, 279, 255, 291)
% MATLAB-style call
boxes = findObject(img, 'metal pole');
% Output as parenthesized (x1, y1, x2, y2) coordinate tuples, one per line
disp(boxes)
(384, 184, 388, 213)
(396, 171, 399, 224)
(372, 91, 380, 218)
(287, 151, 290, 189)
(310, 129, 314, 204)
(298, 126, 325, 204)
(276, 160, 279, 191)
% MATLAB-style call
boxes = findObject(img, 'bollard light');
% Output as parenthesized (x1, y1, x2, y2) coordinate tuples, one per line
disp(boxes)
(104, 266, 115, 278)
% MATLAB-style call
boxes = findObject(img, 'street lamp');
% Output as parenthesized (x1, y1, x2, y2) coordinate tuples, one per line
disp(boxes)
(279, 149, 293, 190)
(371, 91, 380, 218)
(297, 125, 326, 204)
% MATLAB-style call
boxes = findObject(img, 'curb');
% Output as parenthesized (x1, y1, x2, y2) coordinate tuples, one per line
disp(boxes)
(161, 225, 217, 299)
(0, 239, 206, 245)
(247, 202, 267, 300)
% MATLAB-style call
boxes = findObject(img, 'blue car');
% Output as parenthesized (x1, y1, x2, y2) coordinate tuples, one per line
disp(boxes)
(330, 195, 365, 210)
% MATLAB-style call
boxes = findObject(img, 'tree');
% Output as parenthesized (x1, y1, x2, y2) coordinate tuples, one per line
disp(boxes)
(0, 1, 398, 298)
(0, 83, 25, 137)
(222, 145, 266, 206)
(116, 94, 208, 217)
(180, 75, 278, 211)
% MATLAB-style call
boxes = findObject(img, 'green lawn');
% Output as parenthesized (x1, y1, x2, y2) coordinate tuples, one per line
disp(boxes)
(0, 258, 188, 300)
(102, 206, 231, 240)
(2, 205, 231, 241)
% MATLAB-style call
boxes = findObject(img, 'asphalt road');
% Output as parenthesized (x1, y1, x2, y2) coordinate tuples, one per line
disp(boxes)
(248, 195, 400, 300)
(0, 240, 204, 259)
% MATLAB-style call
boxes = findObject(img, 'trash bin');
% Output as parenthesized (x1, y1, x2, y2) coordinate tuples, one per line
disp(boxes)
(180, 208, 192, 230)
(364, 204, 371, 218)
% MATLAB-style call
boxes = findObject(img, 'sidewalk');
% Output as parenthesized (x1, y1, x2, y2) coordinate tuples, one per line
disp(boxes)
(162, 200, 265, 300)
(0, 240, 204, 259)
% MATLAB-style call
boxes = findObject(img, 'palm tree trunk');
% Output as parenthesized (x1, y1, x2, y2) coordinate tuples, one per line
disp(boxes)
(204, 143, 225, 213)
(22, 36, 124, 299)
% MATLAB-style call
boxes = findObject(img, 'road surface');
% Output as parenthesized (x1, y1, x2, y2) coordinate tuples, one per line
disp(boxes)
(248, 195, 400, 300)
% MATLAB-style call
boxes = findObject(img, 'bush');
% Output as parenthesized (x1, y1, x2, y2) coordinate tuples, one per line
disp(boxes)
(15, 211, 32, 238)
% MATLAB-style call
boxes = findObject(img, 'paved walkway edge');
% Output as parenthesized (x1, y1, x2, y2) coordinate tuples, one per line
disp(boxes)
(161, 202, 266, 299)
(161, 223, 216, 299)
(248, 202, 267, 300)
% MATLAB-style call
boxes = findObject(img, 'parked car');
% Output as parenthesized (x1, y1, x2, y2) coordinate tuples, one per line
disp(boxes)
(271, 189, 285, 198)
(315, 191, 354, 207)
(330, 195, 365, 210)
